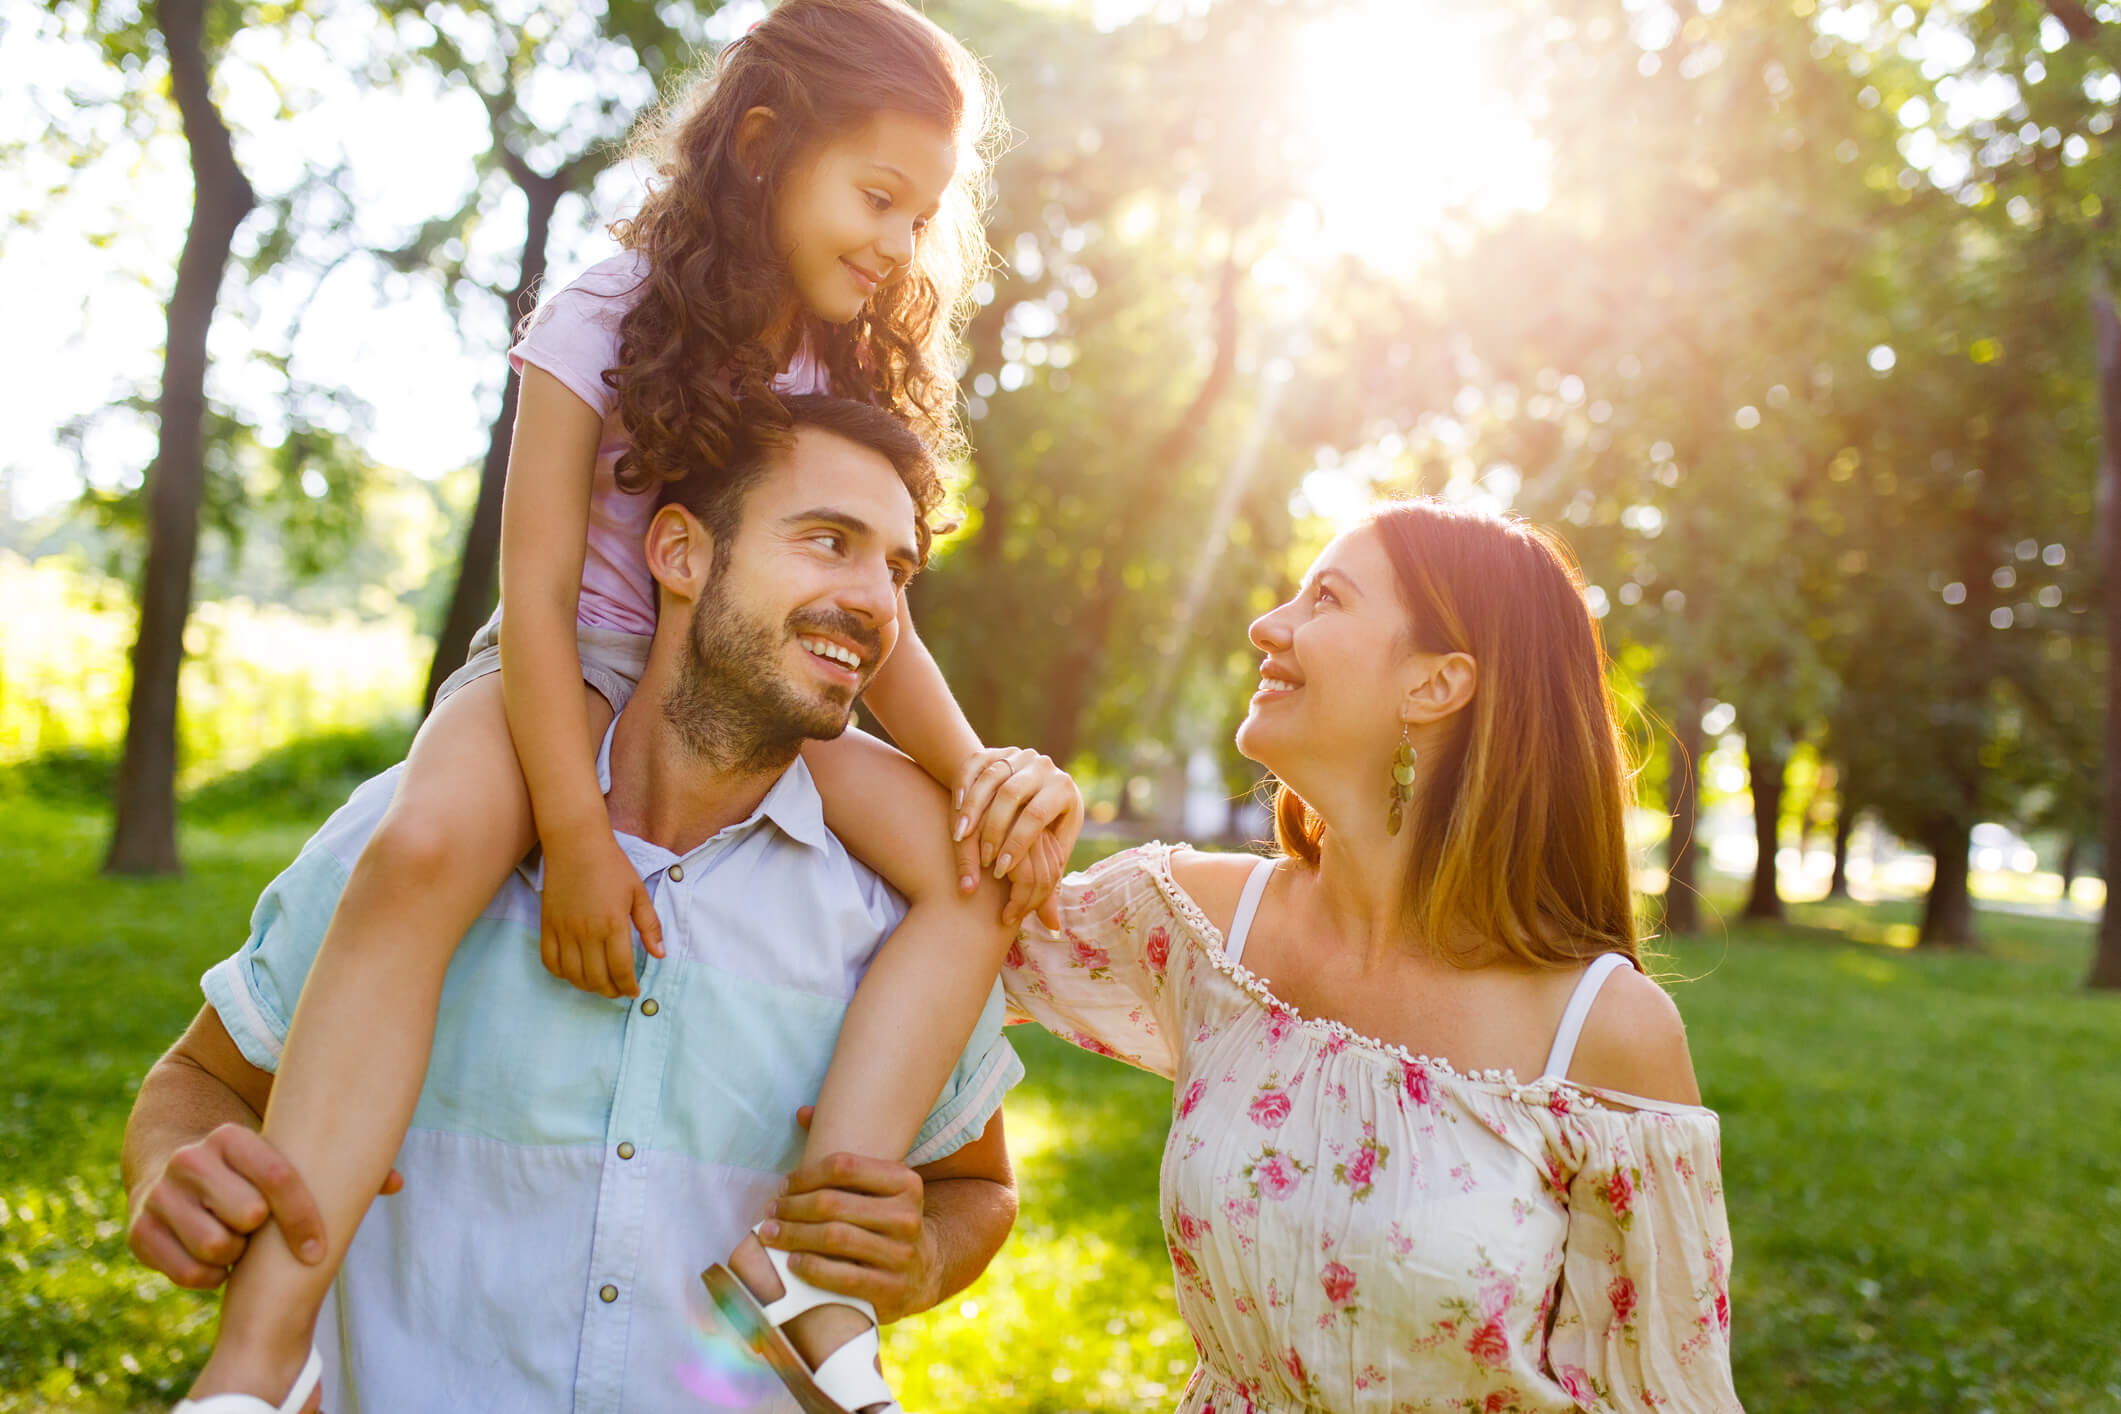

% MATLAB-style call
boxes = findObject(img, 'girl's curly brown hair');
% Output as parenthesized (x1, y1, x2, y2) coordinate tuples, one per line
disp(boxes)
(604, 0, 999, 495)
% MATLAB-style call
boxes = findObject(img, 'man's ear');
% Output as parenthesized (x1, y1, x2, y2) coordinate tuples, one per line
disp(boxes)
(645, 504, 713, 604)
(732, 105, 778, 183)
(1402, 650, 1478, 726)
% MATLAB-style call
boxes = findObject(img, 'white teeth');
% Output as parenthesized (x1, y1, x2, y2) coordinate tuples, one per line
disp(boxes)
(801, 637, 862, 670)
(1256, 677, 1297, 695)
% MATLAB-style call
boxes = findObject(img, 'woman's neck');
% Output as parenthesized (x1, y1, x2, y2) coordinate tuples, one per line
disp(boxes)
(1307, 811, 1422, 973)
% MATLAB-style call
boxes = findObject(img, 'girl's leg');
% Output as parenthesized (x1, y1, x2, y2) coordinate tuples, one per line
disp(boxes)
(722, 731, 1013, 1407)
(187, 674, 614, 1402)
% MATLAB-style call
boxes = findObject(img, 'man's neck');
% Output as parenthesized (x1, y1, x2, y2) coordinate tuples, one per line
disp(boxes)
(602, 702, 796, 858)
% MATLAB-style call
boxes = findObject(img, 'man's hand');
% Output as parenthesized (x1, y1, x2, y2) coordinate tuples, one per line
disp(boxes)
(760, 1116, 935, 1325)
(126, 1122, 399, 1290)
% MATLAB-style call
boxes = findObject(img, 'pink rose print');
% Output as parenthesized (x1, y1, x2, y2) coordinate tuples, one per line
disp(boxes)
(1071, 1030, 1121, 1060)
(1255, 1152, 1300, 1199)
(1145, 925, 1170, 971)
(1281, 1347, 1308, 1384)
(1004, 940, 1026, 970)
(1319, 1261, 1357, 1306)
(1069, 938, 1111, 970)
(1248, 1089, 1293, 1128)
(1266, 1007, 1299, 1044)
(1608, 1274, 1638, 1325)
(1484, 1394, 1513, 1413)
(1557, 1363, 1596, 1405)
(1714, 1286, 1731, 1332)
(1604, 1166, 1635, 1221)
(1179, 1079, 1207, 1118)
(1347, 1146, 1377, 1187)
(1548, 1087, 1573, 1116)
(1174, 1206, 1208, 1249)
(1464, 1318, 1510, 1367)
(1401, 1060, 1435, 1108)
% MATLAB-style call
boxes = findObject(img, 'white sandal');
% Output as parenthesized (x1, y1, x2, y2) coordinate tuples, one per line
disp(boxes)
(172, 1348, 322, 1414)
(703, 1230, 903, 1414)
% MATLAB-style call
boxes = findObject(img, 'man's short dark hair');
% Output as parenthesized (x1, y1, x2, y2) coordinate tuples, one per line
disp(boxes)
(655, 395, 946, 562)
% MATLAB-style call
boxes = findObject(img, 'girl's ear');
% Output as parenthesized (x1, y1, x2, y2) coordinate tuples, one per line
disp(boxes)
(1402, 651, 1478, 726)
(645, 504, 714, 602)
(732, 105, 779, 182)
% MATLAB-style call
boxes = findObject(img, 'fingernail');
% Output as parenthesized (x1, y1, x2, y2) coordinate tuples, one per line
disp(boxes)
(954, 788, 964, 809)
(778, 1178, 791, 1196)
(300, 1240, 324, 1263)
(995, 853, 1012, 877)
(960, 874, 977, 893)
(954, 816, 969, 841)
(764, 1199, 779, 1218)
(981, 846, 994, 868)
(759, 1220, 780, 1240)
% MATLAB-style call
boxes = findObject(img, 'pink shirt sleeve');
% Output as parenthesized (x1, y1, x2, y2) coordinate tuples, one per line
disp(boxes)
(508, 251, 653, 419)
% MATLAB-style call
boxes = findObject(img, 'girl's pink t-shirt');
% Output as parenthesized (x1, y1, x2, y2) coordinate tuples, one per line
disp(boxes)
(509, 250, 830, 636)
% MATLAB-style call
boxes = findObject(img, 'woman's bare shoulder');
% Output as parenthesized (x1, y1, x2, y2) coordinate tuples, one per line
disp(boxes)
(1569, 964, 1704, 1107)
(1165, 846, 1276, 938)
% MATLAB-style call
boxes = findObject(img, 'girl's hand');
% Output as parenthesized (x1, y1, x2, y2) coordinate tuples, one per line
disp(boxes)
(952, 747, 1083, 928)
(539, 829, 664, 998)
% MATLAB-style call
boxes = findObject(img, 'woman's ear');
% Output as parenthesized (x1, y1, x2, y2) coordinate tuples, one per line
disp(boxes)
(1403, 651, 1479, 726)
(645, 504, 713, 604)
(732, 105, 778, 182)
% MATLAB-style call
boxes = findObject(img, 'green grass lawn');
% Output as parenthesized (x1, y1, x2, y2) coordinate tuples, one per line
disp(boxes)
(3, 788, 2117, 1412)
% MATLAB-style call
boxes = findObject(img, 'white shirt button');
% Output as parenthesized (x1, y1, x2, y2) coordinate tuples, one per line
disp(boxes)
(668, 863, 684, 882)
(616, 1142, 636, 1160)
(599, 1284, 619, 1303)
(638, 998, 658, 1016)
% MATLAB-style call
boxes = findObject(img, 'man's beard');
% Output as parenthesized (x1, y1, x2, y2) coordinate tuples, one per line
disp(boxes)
(661, 575, 879, 774)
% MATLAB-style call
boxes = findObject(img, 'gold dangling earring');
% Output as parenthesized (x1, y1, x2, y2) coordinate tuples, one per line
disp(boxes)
(1387, 723, 1418, 836)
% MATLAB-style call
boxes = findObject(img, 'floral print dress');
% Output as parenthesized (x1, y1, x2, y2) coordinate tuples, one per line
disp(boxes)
(1001, 844, 1741, 1413)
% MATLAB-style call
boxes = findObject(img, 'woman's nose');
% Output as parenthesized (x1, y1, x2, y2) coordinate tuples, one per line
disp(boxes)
(1249, 603, 1291, 653)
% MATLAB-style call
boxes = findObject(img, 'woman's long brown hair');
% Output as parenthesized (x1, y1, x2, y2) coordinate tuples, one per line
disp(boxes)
(604, 0, 999, 493)
(1274, 499, 1640, 968)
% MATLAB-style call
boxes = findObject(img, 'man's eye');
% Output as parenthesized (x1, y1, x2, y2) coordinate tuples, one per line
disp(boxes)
(811, 532, 844, 553)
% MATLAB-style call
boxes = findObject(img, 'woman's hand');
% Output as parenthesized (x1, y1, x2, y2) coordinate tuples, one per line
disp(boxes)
(539, 827, 663, 997)
(952, 747, 1083, 928)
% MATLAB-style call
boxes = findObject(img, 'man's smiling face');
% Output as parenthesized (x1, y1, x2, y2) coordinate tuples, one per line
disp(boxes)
(662, 426, 922, 770)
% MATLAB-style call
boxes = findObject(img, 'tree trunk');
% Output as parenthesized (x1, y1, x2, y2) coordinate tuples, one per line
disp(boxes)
(2091, 276, 2121, 987)
(2060, 835, 2081, 902)
(1038, 246, 1242, 763)
(105, 0, 256, 875)
(1663, 684, 1706, 935)
(1918, 817, 1977, 947)
(1828, 800, 1855, 899)
(1743, 733, 1785, 922)
(421, 162, 574, 713)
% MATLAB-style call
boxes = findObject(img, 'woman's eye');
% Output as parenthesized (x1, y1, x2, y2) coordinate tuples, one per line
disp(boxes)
(1313, 584, 1338, 606)
(864, 190, 891, 212)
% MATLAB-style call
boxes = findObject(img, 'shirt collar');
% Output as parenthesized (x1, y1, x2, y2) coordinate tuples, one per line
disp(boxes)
(592, 714, 833, 857)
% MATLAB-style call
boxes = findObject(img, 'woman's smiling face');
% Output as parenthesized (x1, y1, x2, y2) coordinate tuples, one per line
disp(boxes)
(1237, 524, 1415, 797)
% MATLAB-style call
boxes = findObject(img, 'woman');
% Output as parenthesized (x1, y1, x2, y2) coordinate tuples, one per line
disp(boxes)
(1002, 498, 1741, 1411)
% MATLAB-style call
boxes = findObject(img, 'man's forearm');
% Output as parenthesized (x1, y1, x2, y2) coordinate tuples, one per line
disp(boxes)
(121, 1039, 263, 1204)
(913, 1173, 1017, 1316)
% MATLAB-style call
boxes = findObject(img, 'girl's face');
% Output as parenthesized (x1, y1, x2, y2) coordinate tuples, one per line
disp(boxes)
(773, 111, 958, 324)
(1236, 525, 1423, 809)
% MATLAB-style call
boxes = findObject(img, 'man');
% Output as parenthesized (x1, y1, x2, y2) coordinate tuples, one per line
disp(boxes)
(123, 396, 1024, 1411)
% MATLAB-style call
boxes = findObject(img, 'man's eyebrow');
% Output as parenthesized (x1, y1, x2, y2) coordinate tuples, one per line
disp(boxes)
(783, 507, 873, 537)
(786, 506, 921, 574)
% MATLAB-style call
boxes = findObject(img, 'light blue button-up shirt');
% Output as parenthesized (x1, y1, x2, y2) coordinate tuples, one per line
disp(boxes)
(203, 723, 1022, 1412)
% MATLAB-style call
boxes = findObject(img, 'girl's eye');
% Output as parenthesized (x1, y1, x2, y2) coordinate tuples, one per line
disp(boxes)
(864, 190, 891, 212)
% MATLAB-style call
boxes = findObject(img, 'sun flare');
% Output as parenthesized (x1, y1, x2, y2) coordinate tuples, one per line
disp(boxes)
(1291, 1, 1549, 268)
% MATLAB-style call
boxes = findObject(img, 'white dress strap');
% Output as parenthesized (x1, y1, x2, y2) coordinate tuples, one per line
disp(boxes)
(1541, 953, 1634, 1080)
(1224, 857, 1278, 966)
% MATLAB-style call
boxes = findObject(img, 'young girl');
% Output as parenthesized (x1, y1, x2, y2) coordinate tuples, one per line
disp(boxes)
(176, 5, 1075, 1414)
